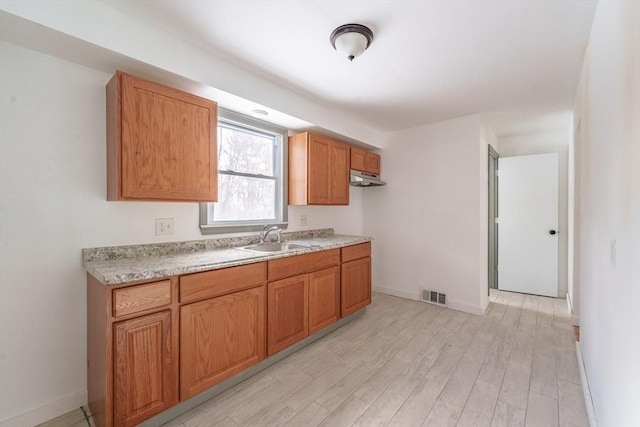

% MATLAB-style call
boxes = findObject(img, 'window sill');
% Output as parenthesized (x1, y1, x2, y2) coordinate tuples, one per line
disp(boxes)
(200, 222, 289, 235)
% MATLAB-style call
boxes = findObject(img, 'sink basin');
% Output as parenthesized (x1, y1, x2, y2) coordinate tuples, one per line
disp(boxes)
(239, 242, 313, 253)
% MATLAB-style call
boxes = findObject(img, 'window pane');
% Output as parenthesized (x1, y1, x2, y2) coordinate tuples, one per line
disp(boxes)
(218, 126, 274, 175)
(213, 175, 276, 221)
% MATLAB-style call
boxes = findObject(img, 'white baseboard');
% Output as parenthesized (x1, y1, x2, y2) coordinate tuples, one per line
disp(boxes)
(0, 389, 87, 427)
(576, 342, 598, 427)
(372, 286, 483, 316)
(566, 293, 580, 326)
(373, 285, 419, 301)
(447, 300, 484, 316)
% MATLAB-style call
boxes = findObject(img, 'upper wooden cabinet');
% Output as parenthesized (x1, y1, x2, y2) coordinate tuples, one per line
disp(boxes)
(106, 71, 218, 201)
(289, 132, 349, 205)
(350, 147, 381, 175)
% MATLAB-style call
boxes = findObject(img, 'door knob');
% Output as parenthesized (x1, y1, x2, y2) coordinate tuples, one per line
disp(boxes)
(549, 230, 557, 235)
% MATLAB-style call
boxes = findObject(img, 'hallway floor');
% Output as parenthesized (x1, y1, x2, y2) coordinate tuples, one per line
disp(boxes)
(39, 290, 588, 427)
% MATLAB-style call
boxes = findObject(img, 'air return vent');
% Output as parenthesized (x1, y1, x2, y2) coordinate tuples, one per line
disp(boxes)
(420, 289, 447, 307)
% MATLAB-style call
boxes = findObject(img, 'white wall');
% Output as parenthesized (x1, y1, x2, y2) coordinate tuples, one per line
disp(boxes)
(363, 115, 489, 315)
(0, 0, 382, 148)
(497, 130, 569, 298)
(288, 188, 363, 235)
(0, 42, 363, 425)
(573, 1, 640, 426)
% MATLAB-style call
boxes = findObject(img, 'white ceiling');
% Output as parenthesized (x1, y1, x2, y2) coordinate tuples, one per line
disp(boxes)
(101, 0, 597, 136)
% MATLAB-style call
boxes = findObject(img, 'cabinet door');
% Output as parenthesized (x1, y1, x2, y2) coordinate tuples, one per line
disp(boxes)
(307, 135, 331, 205)
(331, 141, 350, 205)
(366, 152, 381, 175)
(180, 287, 265, 400)
(118, 72, 217, 201)
(350, 147, 367, 172)
(309, 266, 341, 334)
(113, 311, 177, 427)
(341, 257, 372, 317)
(267, 274, 309, 355)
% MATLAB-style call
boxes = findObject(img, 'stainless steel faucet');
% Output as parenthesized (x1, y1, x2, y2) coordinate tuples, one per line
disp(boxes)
(259, 225, 281, 244)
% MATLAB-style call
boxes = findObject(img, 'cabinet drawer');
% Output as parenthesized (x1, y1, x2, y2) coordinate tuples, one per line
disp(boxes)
(113, 280, 172, 317)
(180, 262, 266, 303)
(268, 249, 340, 281)
(341, 242, 371, 263)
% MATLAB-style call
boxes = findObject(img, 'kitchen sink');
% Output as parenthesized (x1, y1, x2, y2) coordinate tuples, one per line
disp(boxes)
(239, 242, 314, 253)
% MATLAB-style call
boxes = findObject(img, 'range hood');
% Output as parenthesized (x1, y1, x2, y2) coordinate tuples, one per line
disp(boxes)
(350, 169, 386, 187)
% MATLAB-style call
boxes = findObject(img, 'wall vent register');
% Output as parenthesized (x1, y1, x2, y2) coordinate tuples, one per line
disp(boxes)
(420, 289, 447, 307)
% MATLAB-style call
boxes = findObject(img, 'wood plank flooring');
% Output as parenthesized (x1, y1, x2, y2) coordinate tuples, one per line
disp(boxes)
(159, 290, 588, 427)
(37, 290, 587, 427)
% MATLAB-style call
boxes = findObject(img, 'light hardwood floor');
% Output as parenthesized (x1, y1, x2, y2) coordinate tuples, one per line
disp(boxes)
(162, 290, 588, 427)
(39, 290, 588, 427)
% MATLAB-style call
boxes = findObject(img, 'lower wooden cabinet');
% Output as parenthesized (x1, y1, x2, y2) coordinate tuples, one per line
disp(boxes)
(88, 245, 371, 426)
(341, 257, 372, 317)
(308, 266, 341, 334)
(180, 287, 265, 400)
(267, 274, 309, 356)
(113, 311, 177, 427)
(267, 265, 341, 355)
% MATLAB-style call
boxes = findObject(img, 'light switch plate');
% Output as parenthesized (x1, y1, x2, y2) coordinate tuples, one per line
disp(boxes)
(300, 214, 308, 227)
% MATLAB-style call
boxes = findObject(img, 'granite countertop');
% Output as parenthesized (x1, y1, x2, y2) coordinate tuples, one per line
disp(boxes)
(83, 229, 371, 285)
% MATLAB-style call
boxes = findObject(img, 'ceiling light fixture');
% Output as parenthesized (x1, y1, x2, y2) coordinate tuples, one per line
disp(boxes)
(330, 23, 374, 61)
(250, 109, 269, 118)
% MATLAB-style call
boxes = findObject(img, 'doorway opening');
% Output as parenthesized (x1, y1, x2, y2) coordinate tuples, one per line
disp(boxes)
(488, 145, 499, 293)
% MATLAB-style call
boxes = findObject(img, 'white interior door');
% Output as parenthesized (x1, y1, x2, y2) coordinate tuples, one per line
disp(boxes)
(498, 153, 558, 297)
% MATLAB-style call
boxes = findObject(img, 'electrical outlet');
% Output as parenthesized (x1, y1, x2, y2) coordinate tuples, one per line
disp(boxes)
(300, 214, 308, 227)
(155, 218, 174, 236)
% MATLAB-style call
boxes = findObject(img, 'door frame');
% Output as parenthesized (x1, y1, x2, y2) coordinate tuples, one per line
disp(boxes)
(488, 145, 499, 294)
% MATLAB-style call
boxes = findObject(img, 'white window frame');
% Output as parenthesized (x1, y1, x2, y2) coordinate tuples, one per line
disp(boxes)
(200, 109, 288, 235)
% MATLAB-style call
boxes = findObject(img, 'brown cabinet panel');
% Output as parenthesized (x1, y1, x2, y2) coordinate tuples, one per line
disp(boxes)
(288, 132, 351, 206)
(366, 152, 381, 175)
(113, 311, 177, 427)
(330, 142, 350, 205)
(180, 262, 266, 303)
(341, 242, 372, 263)
(350, 146, 381, 175)
(107, 71, 217, 202)
(267, 274, 309, 355)
(180, 287, 265, 400)
(113, 280, 171, 317)
(288, 133, 308, 205)
(308, 135, 332, 205)
(341, 257, 372, 317)
(350, 147, 367, 172)
(267, 249, 340, 281)
(309, 266, 341, 334)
